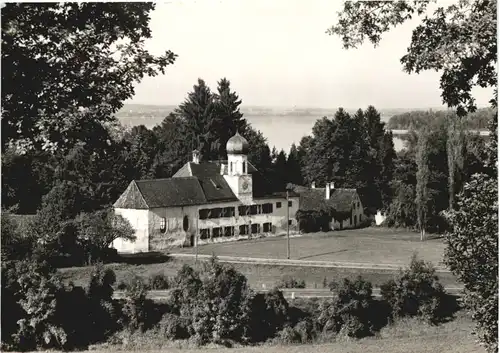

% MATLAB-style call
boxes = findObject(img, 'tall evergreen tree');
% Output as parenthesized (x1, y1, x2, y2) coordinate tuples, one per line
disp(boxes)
(175, 79, 217, 161)
(153, 113, 189, 177)
(286, 143, 303, 185)
(272, 149, 288, 191)
(213, 78, 248, 158)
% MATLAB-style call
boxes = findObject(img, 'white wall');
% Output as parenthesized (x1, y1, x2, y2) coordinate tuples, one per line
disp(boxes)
(149, 206, 198, 249)
(375, 210, 387, 226)
(113, 208, 149, 253)
(146, 196, 300, 249)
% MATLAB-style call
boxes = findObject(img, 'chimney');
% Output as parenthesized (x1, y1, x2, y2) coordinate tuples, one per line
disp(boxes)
(311, 181, 316, 189)
(331, 182, 335, 190)
(192, 149, 200, 164)
(220, 164, 225, 175)
(325, 182, 330, 200)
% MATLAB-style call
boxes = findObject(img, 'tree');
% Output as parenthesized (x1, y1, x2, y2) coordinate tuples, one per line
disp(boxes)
(446, 117, 467, 209)
(2, 3, 176, 152)
(272, 149, 288, 191)
(328, 0, 497, 117)
(386, 151, 418, 229)
(75, 209, 135, 264)
(122, 125, 159, 180)
(444, 173, 498, 353)
(152, 113, 190, 177)
(415, 129, 430, 240)
(286, 143, 304, 185)
(176, 79, 217, 161)
(213, 78, 248, 158)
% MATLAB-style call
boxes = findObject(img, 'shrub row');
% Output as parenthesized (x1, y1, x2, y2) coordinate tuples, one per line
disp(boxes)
(1, 255, 456, 351)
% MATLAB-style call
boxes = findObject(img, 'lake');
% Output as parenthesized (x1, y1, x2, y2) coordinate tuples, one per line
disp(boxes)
(117, 114, 406, 152)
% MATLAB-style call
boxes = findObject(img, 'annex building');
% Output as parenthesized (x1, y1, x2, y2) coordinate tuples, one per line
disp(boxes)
(112, 132, 300, 253)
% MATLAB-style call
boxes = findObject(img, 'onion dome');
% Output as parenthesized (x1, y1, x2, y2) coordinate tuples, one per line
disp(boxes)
(226, 131, 249, 155)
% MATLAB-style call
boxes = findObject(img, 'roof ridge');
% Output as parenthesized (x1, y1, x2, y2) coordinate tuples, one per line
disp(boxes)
(135, 176, 197, 183)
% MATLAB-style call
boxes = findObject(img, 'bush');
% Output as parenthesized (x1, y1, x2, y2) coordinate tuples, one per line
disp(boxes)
(275, 326, 301, 344)
(168, 259, 254, 345)
(121, 276, 152, 332)
(2, 260, 68, 350)
(149, 273, 170, 290)
(248, 288, 290, 342)
(318, 276, 375, 338)
(86, 263, 121, 343)
(380, 254, 445, 323)
(276, 275, 306, 289)
(293, 318, 317, 343)
(157, 313, 190, 340)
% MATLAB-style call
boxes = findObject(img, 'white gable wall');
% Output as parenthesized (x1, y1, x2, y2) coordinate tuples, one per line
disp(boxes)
(113, 208, 149, 253)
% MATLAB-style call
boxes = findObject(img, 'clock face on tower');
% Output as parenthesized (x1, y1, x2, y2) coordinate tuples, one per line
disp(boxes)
(239, 175, 252, 194)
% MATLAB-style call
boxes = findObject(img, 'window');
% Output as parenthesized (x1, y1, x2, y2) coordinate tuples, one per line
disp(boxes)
(288, 219, 293, 225)
(199, 209, 209, 220)
(224, 226, 235, 237)
(357, 201, 360, 209)
(239, 225, 249, 235)
(160, 218, 166, 233)
(222, 207, 235, 218)
(250, 205, 259, 215)
(209, 208, 222, 219)
(200, 229, 210, 240)
(354, 215, 357, 226)
(288, 201, 292, 207)
(243, 161, 246, 174)
(212, 227, 222, 238)
(276, 202, 282, 208)
(263, 222, 272, 232)
(183, 216, 189, 231)
(238, 205, 249, 216)
(262, 203, 273, 214)
(230, 162, 233, 174)
(251, 224, 260, 234)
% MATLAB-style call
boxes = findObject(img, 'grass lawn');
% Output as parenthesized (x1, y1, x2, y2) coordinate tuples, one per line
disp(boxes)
(176, 227, 446, 267)
(59, 227, 457, 290)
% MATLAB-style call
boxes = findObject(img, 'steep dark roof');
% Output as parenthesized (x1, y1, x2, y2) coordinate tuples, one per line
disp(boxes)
(173, 161, 257, 178)
(114, 178, 208, 209)
(296, 187, 358, 215)
(115, 159, 293, 209)
(135, 177, 207, 208)
(197, 175, 238, 203)
(114, 181, 149, 209)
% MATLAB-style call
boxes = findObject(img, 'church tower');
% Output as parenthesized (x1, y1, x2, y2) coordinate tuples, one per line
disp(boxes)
(223, 131, 253, 204)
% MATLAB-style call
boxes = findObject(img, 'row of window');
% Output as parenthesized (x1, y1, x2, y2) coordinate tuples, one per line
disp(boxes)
(199, 222, 274, 240)
(198, 201, 293, 220)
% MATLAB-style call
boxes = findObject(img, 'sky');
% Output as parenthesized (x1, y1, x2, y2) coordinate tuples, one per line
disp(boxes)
(128, 0, 493, 109)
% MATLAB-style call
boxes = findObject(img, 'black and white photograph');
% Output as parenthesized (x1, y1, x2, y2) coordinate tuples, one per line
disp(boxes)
(1, 1, 498, 352)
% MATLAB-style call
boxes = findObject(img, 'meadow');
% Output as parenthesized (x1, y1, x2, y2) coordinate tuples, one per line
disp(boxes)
(175, 227, 446, 266)
(59, 228, 459, 290)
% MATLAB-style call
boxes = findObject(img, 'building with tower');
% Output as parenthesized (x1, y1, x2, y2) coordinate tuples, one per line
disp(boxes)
(112, 131, 300, 253)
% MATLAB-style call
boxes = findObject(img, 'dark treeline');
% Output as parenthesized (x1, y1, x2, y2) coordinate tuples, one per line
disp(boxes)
(387, 107, 494, 131)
